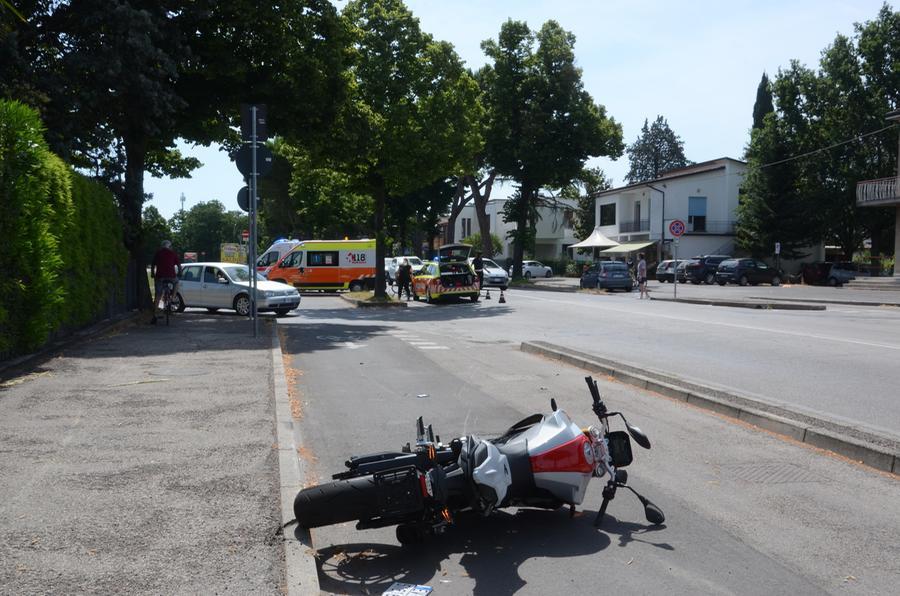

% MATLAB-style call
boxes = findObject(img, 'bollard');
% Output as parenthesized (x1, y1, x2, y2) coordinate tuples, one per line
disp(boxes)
(499, 289, 506, 303)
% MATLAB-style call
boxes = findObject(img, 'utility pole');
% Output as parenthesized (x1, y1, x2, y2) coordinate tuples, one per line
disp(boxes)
(179, 192, 186, 216)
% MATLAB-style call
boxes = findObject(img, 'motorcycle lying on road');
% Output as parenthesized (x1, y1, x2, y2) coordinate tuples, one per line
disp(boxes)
(294, 376, 665, 544)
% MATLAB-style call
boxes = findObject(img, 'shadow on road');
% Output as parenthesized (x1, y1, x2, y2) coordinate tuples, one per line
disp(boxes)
(314, 509, 671, 595)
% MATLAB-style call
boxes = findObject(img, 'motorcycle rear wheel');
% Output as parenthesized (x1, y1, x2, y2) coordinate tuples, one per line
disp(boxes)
(294, 476, 381, 529)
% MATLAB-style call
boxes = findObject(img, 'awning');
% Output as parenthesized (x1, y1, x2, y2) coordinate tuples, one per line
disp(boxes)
(600, 240, 656, 254)
(569, 228, 619, 249)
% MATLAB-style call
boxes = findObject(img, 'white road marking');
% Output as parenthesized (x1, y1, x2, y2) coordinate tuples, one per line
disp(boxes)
(418, 346, 450, 350)
(515, 293, 900, 352)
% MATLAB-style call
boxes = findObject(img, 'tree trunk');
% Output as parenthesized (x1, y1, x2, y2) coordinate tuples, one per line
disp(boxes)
(511, 185, 532, 279)
(122, 136, 151, 310)
(373, 177, 388, 298)
(446, 178, 470, 245)
(467, 171, 497, 258)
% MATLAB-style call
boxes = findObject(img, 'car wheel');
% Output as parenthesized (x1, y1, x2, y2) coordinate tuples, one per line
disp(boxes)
(771, 276, 781, 286)
(470, 293, 479, 303)
(739, 275, 749, 287)
(827, 276, 838, 287)
(524, 271, 532, 279)
(705, 273, 715, 285)
(206, 307, 219, 313)
(349, 280, 365, 292)
(275, 308, 292, 316)
(717, 280, 726, 286)
(545, 270, 552, 278)
(691, 279, 701, 285)
(425, 287, 433, 304)
(233, 294, 251, 316)
(171, 293, 186, 313)
(500, 286, 507, 291)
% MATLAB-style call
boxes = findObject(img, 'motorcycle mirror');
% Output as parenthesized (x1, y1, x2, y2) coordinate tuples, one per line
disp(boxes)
(625, 422, 651, 450)
(550, 398, 558, 412)
(643, 499, 665, 525)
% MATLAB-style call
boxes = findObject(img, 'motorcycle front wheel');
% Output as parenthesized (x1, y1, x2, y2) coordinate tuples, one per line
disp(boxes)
(294, 476, 381, 529)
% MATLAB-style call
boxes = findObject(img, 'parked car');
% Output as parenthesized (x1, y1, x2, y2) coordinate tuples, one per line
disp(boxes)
(514, 260, 553, 279)
(175, 262, 301, 316)
(716, 259, 782, 286)
(580, 261, 634, 292)
(800, 262, 857, 286)
(469, 257, 509, 290)
(412, 244, 480, 303)
(655, 260, 676, 283)
(675, 259, 695, 283)
(684, 255, 732, 284)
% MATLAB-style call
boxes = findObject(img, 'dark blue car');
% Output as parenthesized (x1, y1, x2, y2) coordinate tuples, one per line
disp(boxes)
(580, 261, 634, 291)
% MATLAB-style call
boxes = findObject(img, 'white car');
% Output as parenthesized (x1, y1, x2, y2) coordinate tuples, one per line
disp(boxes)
(516, 260, 553, 279)
(173, 262, 301, 316)
(387, 256, 424, 281)
(469, 257, 509, 290)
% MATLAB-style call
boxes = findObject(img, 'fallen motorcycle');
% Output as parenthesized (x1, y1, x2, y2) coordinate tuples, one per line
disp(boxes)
(293, 376, 664, 544)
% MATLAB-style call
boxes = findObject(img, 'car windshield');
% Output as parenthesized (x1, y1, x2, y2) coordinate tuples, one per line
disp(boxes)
(224, 265, 267, 282)
(483, 259, 500, 269)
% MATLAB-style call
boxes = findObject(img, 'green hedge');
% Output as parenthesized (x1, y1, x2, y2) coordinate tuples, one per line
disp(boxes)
(0, 100, 126, 359)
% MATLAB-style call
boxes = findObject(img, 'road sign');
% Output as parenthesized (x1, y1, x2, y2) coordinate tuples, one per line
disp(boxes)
(669, 219, 686, 238)
(234, 144, 273, 178)
(237, 186, 250, 212)
(241, 229, 249, 242)
(240, 104, 268, 142)
(775, 242, 781, 255)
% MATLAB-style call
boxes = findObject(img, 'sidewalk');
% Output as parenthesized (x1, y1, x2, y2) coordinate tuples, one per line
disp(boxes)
(0, 314, 291, 594)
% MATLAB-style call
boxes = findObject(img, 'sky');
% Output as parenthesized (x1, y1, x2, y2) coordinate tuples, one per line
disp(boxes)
(144, 0, 892, 220)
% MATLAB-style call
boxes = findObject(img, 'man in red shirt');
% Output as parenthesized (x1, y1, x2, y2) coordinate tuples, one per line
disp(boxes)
(150, 240, 181, 324)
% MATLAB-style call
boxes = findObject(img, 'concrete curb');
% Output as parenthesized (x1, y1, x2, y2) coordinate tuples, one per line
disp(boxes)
(521, 341, 898, 476)
(271, 325, 320, 596)
(513, 282, 579, 293)
(748, 296, 900, 308)
(0, 310, 144, 379)
(650, 296, 826, 310)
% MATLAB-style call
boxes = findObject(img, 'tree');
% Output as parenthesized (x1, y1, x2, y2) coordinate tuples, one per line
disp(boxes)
(624, 116, 690, 183)
(462, 232, 503, 256)
(336, 0, 483, 297)
(752, 73, 775, 131)
(175, 201, 247, 262)
(2, 1, 350, 309)
(480, 20, 623, 278)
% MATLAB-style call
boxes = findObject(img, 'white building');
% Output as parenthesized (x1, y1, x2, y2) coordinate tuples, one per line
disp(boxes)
(450, 197, 582, 262)
(592, 158, 748, 262)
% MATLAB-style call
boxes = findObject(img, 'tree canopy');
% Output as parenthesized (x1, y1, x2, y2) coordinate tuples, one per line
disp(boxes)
(480, 19, 623, 276)
(624, 116, 691, 183)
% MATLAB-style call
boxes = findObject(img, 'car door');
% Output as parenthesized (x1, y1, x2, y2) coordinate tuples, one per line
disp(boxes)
(202, 266, 233, 308)
(754, 260, 771, 283)
(178, 265, 203, 305)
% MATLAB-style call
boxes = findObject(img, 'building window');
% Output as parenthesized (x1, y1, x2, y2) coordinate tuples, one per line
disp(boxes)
(461, 218, 472, 238)
(599, 203, 616, 226)
(688, 196, 707, 232)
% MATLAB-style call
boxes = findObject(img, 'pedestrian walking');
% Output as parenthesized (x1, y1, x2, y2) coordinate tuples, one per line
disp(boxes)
(396, 258, 414, 301)
(637, 252, 648, 299)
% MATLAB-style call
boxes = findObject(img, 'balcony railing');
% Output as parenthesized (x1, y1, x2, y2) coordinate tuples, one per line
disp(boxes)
(686, 220, 735, 235)
(619, 219, 650, 233)
(856, 176, 900, 206)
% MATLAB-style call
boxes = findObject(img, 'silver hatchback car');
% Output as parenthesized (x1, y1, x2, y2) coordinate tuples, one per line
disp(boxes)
(174, 262, 301, 316)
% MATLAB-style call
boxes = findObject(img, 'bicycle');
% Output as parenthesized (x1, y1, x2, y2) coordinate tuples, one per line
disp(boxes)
(161, 280, 177, 326)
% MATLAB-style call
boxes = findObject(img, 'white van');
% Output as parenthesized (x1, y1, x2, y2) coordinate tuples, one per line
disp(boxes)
(256, 239, 300, 273)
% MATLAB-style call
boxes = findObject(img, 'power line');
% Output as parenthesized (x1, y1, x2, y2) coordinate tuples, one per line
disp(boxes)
(758, 123, 898, 169)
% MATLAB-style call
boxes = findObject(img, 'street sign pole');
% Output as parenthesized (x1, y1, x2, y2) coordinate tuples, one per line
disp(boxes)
(250, 106, 258, 338)
(668, 219, 686, 299)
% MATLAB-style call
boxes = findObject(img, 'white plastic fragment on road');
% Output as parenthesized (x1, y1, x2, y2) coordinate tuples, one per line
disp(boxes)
(383, 582, 433, 595)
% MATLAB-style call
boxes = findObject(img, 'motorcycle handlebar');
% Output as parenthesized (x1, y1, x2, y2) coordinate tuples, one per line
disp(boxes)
(584, 376, 607, 416)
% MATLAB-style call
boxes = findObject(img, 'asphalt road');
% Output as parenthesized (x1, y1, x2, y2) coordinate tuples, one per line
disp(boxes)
(281, 297, 900, 595)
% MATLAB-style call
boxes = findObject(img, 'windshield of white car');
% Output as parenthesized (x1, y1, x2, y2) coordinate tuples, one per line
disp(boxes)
(224, 265, 267, 282)
(482, 259, 501, 269)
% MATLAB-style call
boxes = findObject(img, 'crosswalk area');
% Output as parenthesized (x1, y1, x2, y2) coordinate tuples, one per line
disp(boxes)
(388, 330, 450, 350)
